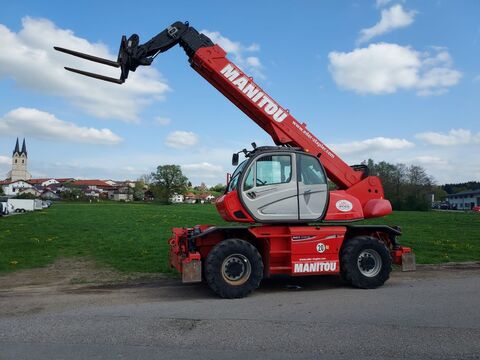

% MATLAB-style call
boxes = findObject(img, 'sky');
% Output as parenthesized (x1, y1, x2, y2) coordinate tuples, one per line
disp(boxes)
(0, 0, 479, 186)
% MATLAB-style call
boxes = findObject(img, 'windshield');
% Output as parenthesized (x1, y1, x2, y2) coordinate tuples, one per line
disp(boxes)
(226, 160, 247, 193)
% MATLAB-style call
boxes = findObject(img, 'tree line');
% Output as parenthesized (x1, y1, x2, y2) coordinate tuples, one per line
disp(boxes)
(361, 159, 436, 211)
(442, 181, 480, 195)
(144, 165, 225, 203)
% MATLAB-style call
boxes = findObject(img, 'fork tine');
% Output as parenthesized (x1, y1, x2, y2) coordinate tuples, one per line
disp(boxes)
(64, 67, 124, 84)
(54, 47, 120, 68)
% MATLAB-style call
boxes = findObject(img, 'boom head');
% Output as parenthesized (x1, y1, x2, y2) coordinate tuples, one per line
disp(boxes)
(54, 21, 207, 85)
(54, 34, 148, 84)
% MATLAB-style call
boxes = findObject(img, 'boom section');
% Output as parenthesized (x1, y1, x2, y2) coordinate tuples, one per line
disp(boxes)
(189, 46, 362, 189)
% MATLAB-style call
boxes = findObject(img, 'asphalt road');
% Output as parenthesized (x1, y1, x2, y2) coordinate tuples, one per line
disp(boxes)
(1, 267, 479, 360)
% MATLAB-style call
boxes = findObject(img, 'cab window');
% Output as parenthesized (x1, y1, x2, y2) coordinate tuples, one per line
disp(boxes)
(256, 155, 291, 186)
(243, 167, 254, 190)
(227, 160, 247, 192)
(298, 154, 326, 185)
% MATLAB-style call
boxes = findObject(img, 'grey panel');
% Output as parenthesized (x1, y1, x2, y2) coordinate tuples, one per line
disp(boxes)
(297, 154, 328, 220)
(298, 183, 328, 220)
(240, 153, 299, 221)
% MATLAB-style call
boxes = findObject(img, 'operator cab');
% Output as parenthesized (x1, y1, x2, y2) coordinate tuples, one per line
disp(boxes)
(223, 146, 329, 223)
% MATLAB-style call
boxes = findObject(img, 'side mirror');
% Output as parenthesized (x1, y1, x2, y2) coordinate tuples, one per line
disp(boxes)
(232, 153, 239, 166)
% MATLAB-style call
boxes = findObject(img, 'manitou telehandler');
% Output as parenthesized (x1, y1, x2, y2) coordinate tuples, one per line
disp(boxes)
(55, 21, 415, 298)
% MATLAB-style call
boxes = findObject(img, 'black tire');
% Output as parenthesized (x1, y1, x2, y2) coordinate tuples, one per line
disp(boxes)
(205, 238, 263, 298)
(340, 236, 391, 289)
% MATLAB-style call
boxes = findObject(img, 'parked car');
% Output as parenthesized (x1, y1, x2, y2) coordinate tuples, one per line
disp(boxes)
(1, 202, 8, 216)
(34, 199, 44, 211)
(1, 201, 14, 216)
(41, 200, 53, 209)
(473, 206, 480, 212)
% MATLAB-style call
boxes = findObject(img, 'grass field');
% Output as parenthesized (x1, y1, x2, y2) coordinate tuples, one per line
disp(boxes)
(1, 202, 479, 274)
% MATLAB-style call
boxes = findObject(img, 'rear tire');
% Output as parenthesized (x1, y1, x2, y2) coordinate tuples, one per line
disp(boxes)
(205, 239, 263, 298)
(341, 236, 391, 289)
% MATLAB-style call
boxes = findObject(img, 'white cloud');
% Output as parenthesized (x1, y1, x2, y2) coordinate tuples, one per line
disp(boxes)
(246, 56, 261, 68)
(0, 107, 122, 145)
(153, 116, 171, 126)
(415, 129, 480, 146)
(201, 30, 265, 79)
(416, 68, 461, 96)
(182, 162, 224, 179)
(328, 43, 461, 95)
(0, 17, 170, 122)
(409, 156, 448, 166)
(331, 137, 414, 155)
(358, 5, 416, 44)
(165, 131, 199, 149)
(0, 155, 10, 165)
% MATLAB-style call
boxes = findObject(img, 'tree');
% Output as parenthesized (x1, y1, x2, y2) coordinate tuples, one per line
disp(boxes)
(0, 186, 4, 196)
(151, 165, 188, 203)
(133, 180, 146, 201)
(194, 182, 209, 193)
(138, 173, 153, 185)
(404, 165, 434, 211)
(210, 183, 226, 193)
(60, 187, 84, 201)
(15, 192, 37, 199)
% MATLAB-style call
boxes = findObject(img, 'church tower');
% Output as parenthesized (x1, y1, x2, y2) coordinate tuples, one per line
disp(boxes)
(7, 138, 32, 181)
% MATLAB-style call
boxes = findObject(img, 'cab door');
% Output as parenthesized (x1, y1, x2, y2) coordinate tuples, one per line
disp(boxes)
(240, 153, 298, 222)
(297, 154, 328, 221)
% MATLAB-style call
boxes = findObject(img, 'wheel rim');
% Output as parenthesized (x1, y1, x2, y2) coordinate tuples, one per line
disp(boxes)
(357, 249, 382, 277)
(221, 254, 251, 286)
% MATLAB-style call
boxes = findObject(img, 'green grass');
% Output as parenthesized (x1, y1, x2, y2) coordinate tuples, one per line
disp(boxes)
(0, 203, 479, 274)
(0, 202, 228, 274)
(361, 211, 480, 264)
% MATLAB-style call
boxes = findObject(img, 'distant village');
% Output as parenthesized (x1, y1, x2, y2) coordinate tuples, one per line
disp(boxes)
(0, 138, 218, 204)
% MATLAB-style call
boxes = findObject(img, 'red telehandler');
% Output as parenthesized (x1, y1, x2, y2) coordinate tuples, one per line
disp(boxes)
(55, 21, 415, 298)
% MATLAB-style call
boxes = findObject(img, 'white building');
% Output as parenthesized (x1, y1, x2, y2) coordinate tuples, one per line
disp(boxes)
(104, 180, 118, 186)
(170, 194, 185, 203)
(111, 193, 133, 201)
(446, 190, 480, 210)
(19, 187, 42, 197)
(1, 180, 33, 196)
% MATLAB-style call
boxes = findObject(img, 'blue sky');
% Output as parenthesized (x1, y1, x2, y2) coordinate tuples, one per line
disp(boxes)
(0, 0, 479, 185)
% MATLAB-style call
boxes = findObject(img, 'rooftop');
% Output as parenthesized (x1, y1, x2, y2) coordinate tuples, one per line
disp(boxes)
(446, 189, 480, 197)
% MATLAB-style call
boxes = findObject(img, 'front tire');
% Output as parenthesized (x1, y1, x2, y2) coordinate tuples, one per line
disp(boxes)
(341, 236, 391, 289)
(205, 239, 263, 298)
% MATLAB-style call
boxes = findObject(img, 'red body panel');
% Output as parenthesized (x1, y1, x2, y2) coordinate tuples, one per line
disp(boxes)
(215, 190, 254, 222)
(169, 225, 412, 277)
(324, 191, 363, 222)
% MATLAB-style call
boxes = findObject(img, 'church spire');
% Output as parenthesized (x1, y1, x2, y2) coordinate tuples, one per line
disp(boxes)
(13, 138, 20, 155)
(21, 138, 27, 156)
